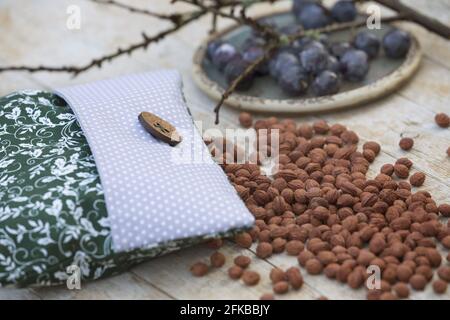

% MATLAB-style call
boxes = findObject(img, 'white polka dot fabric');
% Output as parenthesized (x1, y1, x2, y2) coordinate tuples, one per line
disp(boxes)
(55, 70, 254, 252)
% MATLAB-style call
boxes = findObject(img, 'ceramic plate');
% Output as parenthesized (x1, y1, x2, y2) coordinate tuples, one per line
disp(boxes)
(192, 10, 422, 113)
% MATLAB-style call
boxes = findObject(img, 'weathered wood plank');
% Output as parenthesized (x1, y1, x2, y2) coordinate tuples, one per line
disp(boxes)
(0, 288, 41, 300)
(398, 58, 450, 114)
(32, 272, 173, 300)
(132, 243, 321, 300)
(398, 23, 450, 69)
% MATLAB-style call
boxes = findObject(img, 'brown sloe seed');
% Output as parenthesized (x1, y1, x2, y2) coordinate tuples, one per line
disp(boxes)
(239, 112, 253, 128)
(393, 283, 410, 299)
(270, 268, 286, 284)
(433, 280, 448, 294)
(305, 258, 323, 275)
(435, 113, 450, 128)
(242, 270, 260, 286)
(273, 281, 289, 294)
(190, 262, 208, 277)
(256, 242, 273, 259)
(410, 274, 427, 290)
(399, 137, 414, 151)
(210, 252, 226, 268)
(260, 293, 275, 300)
(228, 265, 243, 279)
(234, 255, 251, 268)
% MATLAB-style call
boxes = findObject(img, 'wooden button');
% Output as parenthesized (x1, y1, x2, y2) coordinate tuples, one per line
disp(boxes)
(138, 111, 182, 146)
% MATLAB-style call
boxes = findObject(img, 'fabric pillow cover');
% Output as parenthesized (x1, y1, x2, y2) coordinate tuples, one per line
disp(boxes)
(0, 90, 249, 287)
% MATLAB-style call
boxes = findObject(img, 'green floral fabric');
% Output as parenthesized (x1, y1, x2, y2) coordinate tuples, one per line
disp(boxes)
(0, 91, 233, 287)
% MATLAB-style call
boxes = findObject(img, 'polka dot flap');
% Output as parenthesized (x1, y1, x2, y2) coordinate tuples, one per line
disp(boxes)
(56, 70, 254, 253)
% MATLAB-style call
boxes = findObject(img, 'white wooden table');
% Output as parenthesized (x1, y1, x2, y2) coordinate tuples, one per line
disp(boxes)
(0, 0, 449, 300)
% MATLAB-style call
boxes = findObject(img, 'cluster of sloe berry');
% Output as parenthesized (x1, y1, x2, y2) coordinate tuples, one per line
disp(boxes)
(206, 0, 412, 97)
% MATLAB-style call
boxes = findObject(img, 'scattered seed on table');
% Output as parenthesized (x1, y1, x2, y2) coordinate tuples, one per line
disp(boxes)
(363, 149, 376, 162)
(433, 280, 447, 294)
(305, 258, 323, 275)
(272, 238, 287, 253)
(399, 137, 414, 150)
(205, 238, 223, 250)
(228, 265, 243, 280)
(234, 232, 252, 248)
(394, 164, 409, 179)
(410, 274, 427, 290)
(313, 120, 329, 134)
(234, 255, 251, 268)
(438, 204, 450, 217)
(239, 112, 253, 128)
(441, 236, 450, 249)
(298, 251, 315, 267)
(210, 251, 226, 268)
(435, 113, 450, 128)
(286, 267, 304, 289)
(416, 266, 433, 281)
(396, 157, 413, 168)
(410, 172, 426, 187)
(324, 263, 340, 279)
(260, 293, 275, 300)
(190, 262, 208, 277)
(273, 281, 289, 294)
(379, 292, 397, 300)
(397, 265, 413, 282)
(363, 141, 381, 155)
(270, 268, 286, 284)
(380, 163, 394, 176)
(367, 290, 382, 300)
(437, 266, 450, 282)
(347, 270, 364, 289)
(382, 280, 393, 292)
(198, 117, 450, 300)
(256, 242, 273, 258)
(285, 240, 304, 256)
(393, 283, 410, 298)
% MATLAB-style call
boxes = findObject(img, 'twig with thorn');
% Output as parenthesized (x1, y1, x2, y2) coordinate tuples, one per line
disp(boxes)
(0, 10, 206, 76)
(214, 42, 278, 124)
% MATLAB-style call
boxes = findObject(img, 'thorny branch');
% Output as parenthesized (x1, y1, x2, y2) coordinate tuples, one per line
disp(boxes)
(214, 42, 278, 124)
(0, 0, 443, 123)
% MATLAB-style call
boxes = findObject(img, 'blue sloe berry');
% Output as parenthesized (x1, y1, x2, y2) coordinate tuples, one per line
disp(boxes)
(383, 29, 411, 59)
(331, 0, 358, 22)
(340, 49, 369, 82)
(353, 31, 380, 59)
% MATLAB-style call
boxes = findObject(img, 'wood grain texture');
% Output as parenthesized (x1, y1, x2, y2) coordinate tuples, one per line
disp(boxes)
(0, 0, 448, 300)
